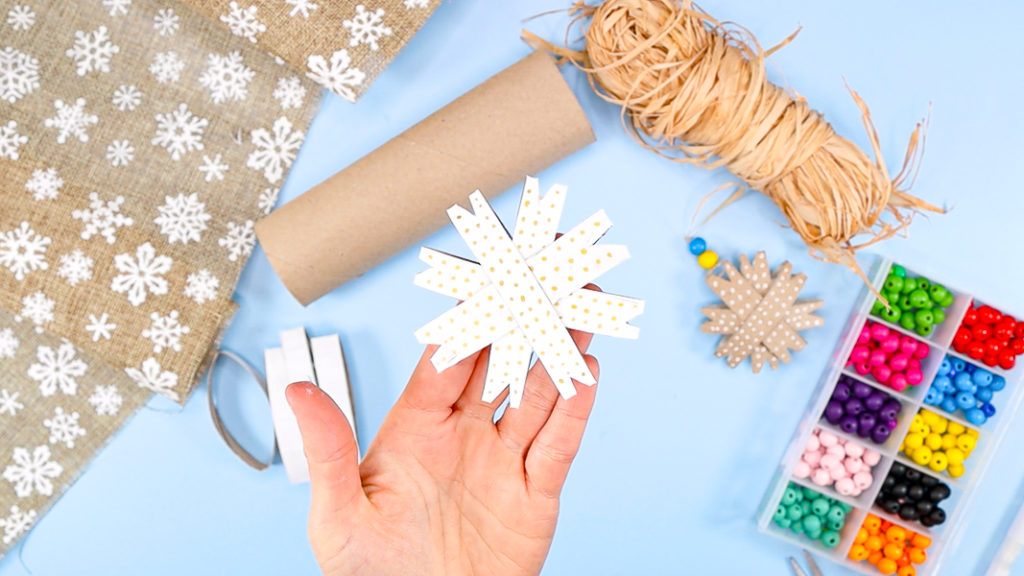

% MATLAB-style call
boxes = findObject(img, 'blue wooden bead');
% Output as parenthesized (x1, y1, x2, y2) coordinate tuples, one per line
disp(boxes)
(924, 388, 942, 405)
(955, 372, 976, 393)
(976, 387, 994, 403)
(688, 237, 707, 255)
(956, 391, 977, 410)
(952, 358, 968, 373)
(965, 408, 987, 426)
(982, 402, 997, 417)
(938, 358, 952, 377)
(933, 375, 954, 395)
(972, 369, 994, 387)
(991, 375, 1007, 392)
(941, 397, 958, 414)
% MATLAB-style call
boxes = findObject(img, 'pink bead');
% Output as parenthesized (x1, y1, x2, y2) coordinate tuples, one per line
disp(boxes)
(812, 469, 832, 486)
(793, 461, 812, 479)
(873, 365, 892, 385)
(805, 434, 821, 452)
(853, 471, 873, 490)
(802, 450, 822, 466)
(915, 343, 930, 359)
(889, 372, 909, 392)
(871, 323, 891, 342)
(858, 327, 872, 345)
(900, 336, 919, 356)
(844, 442, 865, 459)
(820, 454, 841, 470)
(819, 431, 838, 447)
(834, 477, 856, 496)
(908, 358, 922, 371)
(850, 345, 871, 364)
(906, 368, 924, 386)
(863, 449, 881, 466)
(869, 349, 888, 367)
(844, 457, 864, 474)
(880, 335, 901, 354)
(827, 444, 847, 458)
(830, 466, 850, 482)
(891, 353, 911, 372)
(855, 362, 872, 375)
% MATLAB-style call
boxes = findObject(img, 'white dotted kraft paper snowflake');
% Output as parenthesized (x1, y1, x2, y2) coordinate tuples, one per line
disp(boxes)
(415, 177, 644, 408)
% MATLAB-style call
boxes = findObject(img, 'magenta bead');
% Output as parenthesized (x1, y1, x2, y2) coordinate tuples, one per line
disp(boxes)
(906, 368, 924, 386)
(880, 335, 900, 354)
(900, 336, 919, 356)
(858, 327, 872, 345)
(869, 349, 888, 367)
(850, 345, 871, 364)
(871, 323, 891, 342)
(873, 365, 892, 384)
(915, 343, 930, 359)
(855, 362, 872, 375)
(889, 372, 909, 392)
(889, 353, 910, 372)
(908, 358, 922, 371)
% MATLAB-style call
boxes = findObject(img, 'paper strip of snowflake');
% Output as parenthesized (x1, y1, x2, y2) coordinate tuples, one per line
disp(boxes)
(415, 177, 644, 408)
(701, 251, 824, 373)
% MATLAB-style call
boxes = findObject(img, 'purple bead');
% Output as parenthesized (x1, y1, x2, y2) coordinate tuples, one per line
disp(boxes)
(871, 423, 892, 444)
(886, 418, 898, 430)
(840, 415, 859, 435)
(859, 412, 877, 430)
(824, 400, 845, 424)
(852, 381, 873, 399)
(844, 398, 865, 416)
(864, 390, 887, 412)
(857, 421, 874, 438)
(878, 400, 901, 422)
(832, 381, 852, 403)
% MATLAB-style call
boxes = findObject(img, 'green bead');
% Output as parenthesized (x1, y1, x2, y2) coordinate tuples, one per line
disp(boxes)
(806, 527, 823, 541)
(902, 277, 918, 294)
(839, 502, 853, 513)
(884, 275, 905, 293)
(801, 500, 811, 515)
(880, 306, 901, 323)
(802, 486, 818, 499)
(921, 299, 934, 310)
(872, 299, 887, 316)
(884, 291, 902, 309)
(788, 503, 804, 521)
(802, 515, 822, 533)
(909, 289, 930, 309)
(821, 531, 842, 548)
(827, 505, 846, 523)
(891, 265, 907, 278)
(900, 314, 917, 331)
(811, 498, 830, 517)
(915, 309, 935, 327)
(929, 285, 950, 304)
(827, 517, 845, 531)
(933, 308, 946, 325)
(899, 296, 914, 311)
(940, 293, 955, 308)
(777, 517, 793, 529)
(915, 323, 934, 337)
(782, 487, 799, 506)
(917, 277, 931, 291)
(791, 520, 806, 534)
(774, 505, 787, 522)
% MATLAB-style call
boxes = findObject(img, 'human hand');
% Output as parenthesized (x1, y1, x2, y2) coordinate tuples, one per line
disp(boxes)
(286, 329, 599, 576)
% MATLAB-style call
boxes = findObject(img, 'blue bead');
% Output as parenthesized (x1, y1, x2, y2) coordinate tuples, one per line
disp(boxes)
(956, 391, 978, 410)
(973, 369, 994, 387)
(991, 375, 1007, 392)
(976, 387, 994, 403)
(965, 408, 987, 426)
(982, 402, 997, 417)
(952, 358, 968, 373)
(688, 237, 707, 255)
(938, 358, 952, 377)
(924, 387, 941, 405)
(955, 373, 976, 393)
(941, 397, 959, 414)
(933, 375, 954, 395)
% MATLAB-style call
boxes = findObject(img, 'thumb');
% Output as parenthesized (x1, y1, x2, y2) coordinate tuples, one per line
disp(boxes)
(286, 382, 365, 524)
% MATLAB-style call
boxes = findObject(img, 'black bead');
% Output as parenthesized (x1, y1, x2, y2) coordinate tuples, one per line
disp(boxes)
(920, 514, 938, 527)
(881, 499, 902, 515)
(919, 474, 939, 488)
(929, 484, 952, 502)
(883, 475, 897, 490)
(891, 462, 907, 477)
(928, 507, 947, 525)
(905, 469, 921, 482)
(890, 483, 908, 499)
(907, 484, 926, 501)
(899, 504, 920, 520)
(915, 500, 935, 515)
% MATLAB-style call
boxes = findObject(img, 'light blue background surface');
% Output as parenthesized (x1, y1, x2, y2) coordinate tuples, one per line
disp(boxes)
(3, 1, 1024, 575)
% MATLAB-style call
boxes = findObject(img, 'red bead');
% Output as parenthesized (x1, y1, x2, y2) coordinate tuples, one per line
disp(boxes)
(995, 321, 1016, 342)
(1000, 351, 1017, 370)
(954, 328, 973, 348)
(979, 305, 1002, 325)
(1015, 322, 1024, 339)
(986, 340, 1006, 356)
(984, 354, 999, 367)
(967, 342, 986, 360)
(963, 309, 979, 326)
(1012, 339, 1024, 355)
(973, 324, 992, 342)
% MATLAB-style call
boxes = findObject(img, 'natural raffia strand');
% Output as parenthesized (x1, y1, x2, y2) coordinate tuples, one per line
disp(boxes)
(525, 0, 942, 284)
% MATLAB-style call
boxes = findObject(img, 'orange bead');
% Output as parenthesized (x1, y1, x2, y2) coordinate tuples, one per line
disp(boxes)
(898, 566, 917, 576)
(869, 550, 884, 566)
(848, 543, 869, 562)
(886, 525, 907, 544)
(911, 534, 932, 549)
(866, 535, 885, 551)
(908, 547, 927, 565)
(855, 528, 869, 544)
(897, 552, 911, 567)
(865, 514, 882, 533)
(881, 519, 893, 531)
(878, 558, 899, 575)
(884, 543, 904, 560)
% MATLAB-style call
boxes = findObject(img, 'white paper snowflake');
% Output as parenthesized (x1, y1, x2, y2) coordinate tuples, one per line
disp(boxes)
(198, 154, 228, 182)
(111, 84, 141, 111)
(0, 46, 40, 103)
(125, 357, 179, 400)
(220, 2, 266, 43)
(72, 192, 134, 244)
(56, 250, 94, 286)
(102, 0, 131, 16)
(218, 220, 255, 262)
(199, 51, 254, 104)
(154, 193, 210, 244)
(184, 269, 219, 304)
(0, 329, 18, 359)
(44, 98, 98, 144)
(110, 242, 172, 306)
(0, 221, 50, 281)
(88, 384, 122, 416)
(2, 445, 62, 498)
(153, 8, 179, 36)
(272, 76, 306, 109)
(306, 49, 365, 102)
(247, 116, 304, 184)
(25, 168, 62, 201)
(257, 187, 280, 215)
(343, 5, 392, 51)
(106, 139, 135, 167)
(0, 390, 22, 416)
(17, 291, 54, 332)
(416, 178, 644, 407)
(141, 310, 190, 353)
(84, 313, 116, 342)
(43, 407, 86, 448)
(152, 103, 208, 161)
(0, 120, 28, 160)
(0, 505, 35, 545)
(6, 5, 35, 30)
(28, 341, 87, 397)
(65, 26, 119, 76)
(148, 50, 185, 84)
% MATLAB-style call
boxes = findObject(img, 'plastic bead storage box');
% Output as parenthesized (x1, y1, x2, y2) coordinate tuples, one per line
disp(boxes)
(758, 260, 1024, 576)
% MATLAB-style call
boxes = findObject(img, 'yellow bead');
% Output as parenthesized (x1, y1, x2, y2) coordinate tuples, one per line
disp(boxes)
(957, 435, 977, 453)
(967, 428, 980, 439)
(931, 417, 948, 435)
(911, 446, 933, 466)
(698, 250, 719, 269)
(948, 421, 965, 436)
(903, 433, 924, 451)
(922, 410, 943, 428)
(948, 463, 966, 478)
(910, 415, 925, 433)
(946, 448, 965, 466)
(928, 452, 949, 473)
(924, 433, 943, 451)
(941, 433, 958, 451)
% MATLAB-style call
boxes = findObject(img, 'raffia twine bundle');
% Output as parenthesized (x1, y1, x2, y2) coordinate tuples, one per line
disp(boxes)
(526, 0, 942, 285)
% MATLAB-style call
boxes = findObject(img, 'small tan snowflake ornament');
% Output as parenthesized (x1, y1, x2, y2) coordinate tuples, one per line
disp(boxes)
(701, 251, 824, 373)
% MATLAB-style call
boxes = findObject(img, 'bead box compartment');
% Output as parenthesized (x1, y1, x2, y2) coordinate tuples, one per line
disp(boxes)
(758, 260, 1024, 576)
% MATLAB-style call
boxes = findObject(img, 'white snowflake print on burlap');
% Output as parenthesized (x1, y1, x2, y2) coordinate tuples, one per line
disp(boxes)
(220, 2, 265, 43)
(257, 187, 279, 215)
(3, 446, 62, 498)
(56, 250, 94, 286)
(72, 192, 134, 244)
(65, 26, 119, 76)
(106, 139, 134, 166)
(0, 391, 22, 416)
(0, 46, 40, 104)
(84, 313, 116, 342)
(0, 222, 50, 281)
(404, 0, 429, 8)
(0, 120, 28, 160)
(184, 269, 219, 304)
(218, 220, 254, 262)
(6, 6, 35, 30)
(198, 154, 228, 182)
(0, 328, 18, 359)
(28, 341, 87, 397)
(199, 51, 254, 104)
(44, 98, 98, 144)
(110, 242, 172, 306)
(247, 116, 304, 183)
(125, 357, 178, 400)
(153, 8, 179, 36)
(25, 168, 62, 201)
(43, 407, 86, 449)
(102, 0, 132, 16)
(87, 385, 122, 416)
(148, 50, 185, 84)
(343, 5, 392, 51)
(112, 84, 141, 111)
(17, 291, 54, 333)
(285, 0, 318, 18)
(272, 76, 305, 109)
(152, 103, 207, 161)
(306, 49, 364, 102)
(0, 506, 36, 544)
(141, 310, 190, 353)
(155, 193, 210, 244)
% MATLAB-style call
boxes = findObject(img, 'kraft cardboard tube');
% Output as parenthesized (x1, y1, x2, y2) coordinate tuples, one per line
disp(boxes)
(255, 51, 596, 306)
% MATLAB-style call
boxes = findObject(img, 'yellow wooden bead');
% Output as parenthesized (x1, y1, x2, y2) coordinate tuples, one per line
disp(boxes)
(903, 433, 924, 451)
(928, 452, 949, 473)
(922, 410, 944, 428)
(967, 428, 980, 439)
(698, 250, 719, 269)
(945, 448, 965, 466)
(941, 433, 958, 451)
(931, 417, 948, 435)
(909, 415, 925, 434)
(947, 421, 966, 436)
(948, 463, 966, 478)
(957, 435, 976, 453)
(911, 446, 933, 466)
(924, 433, 943, 451)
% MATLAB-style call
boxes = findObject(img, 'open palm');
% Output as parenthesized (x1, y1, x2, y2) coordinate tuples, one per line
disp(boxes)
(286, 329, 599, 576)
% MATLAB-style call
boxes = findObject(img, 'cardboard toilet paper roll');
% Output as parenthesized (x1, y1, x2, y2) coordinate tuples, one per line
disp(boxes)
(255, 51, 595, 306)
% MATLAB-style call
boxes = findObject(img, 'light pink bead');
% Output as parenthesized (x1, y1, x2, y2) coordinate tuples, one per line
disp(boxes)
(869, 349, 888, 367)
(850, 345, 871, 365)
(853, 471, 873, 490)
(863, 449, 881, 466)
(802, 450, 823, 466)
(889, 353, 910, 372)
(827, 444, 847, 458)
(806, 434, 821, 452)
(900, 336, 919, 356)
(830, 466, 850, 482)
(889, 372, 909, 392)
(793, 461, 812, 479)
(819, 431, 839, 447)
(871, 323, 891, 342)
(844, 457, 864, 475)
(880, 335, 901, 354)
(915, 343, 930, 359)
(873, 365, 893, 385)
(844, 442, 865, 459)
(906, 368, 924, 386)
(834, 477, 856, 496)
(855, 362, 872, 376)
(820, 454, 841, 470)
(812, 469, 832, 486)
